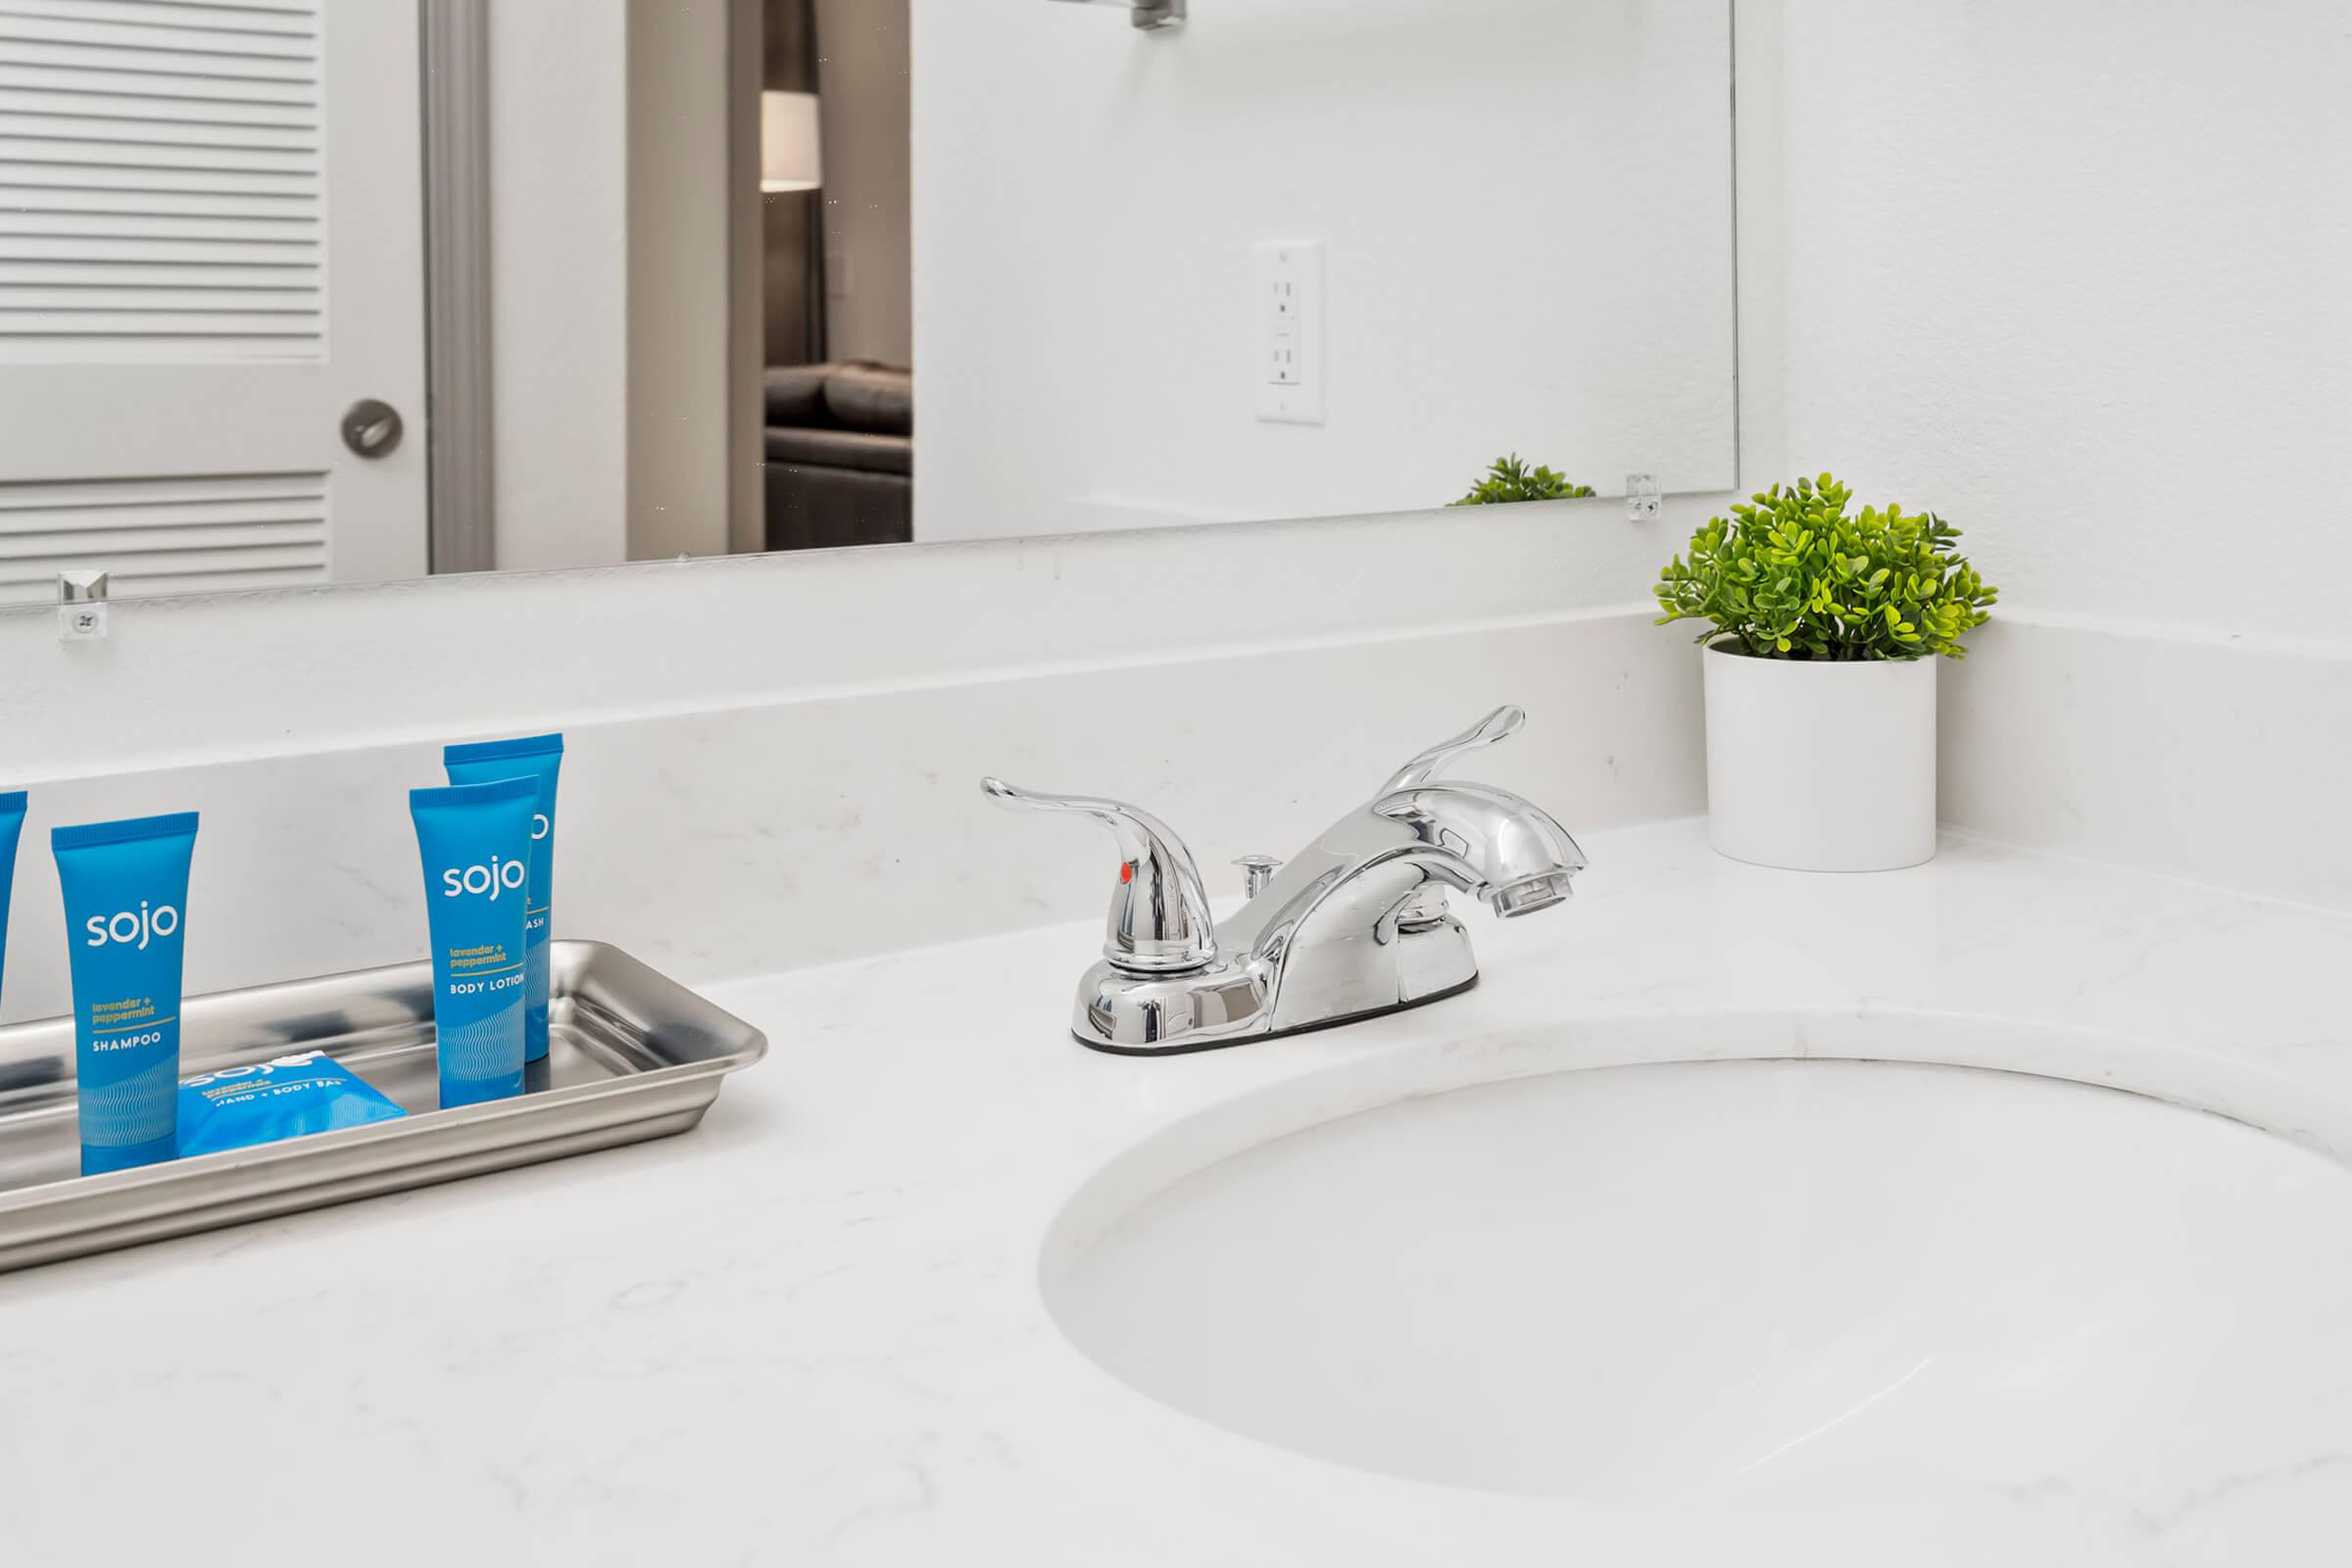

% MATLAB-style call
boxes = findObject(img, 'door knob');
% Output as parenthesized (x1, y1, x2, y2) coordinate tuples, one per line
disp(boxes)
(341, 399, 405, 459)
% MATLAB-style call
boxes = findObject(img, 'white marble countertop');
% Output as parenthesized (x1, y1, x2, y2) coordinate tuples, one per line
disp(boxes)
(3, 819, 2348, 1566)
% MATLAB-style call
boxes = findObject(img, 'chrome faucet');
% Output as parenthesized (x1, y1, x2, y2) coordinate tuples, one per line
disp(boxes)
(983, 706, 1586, 1054)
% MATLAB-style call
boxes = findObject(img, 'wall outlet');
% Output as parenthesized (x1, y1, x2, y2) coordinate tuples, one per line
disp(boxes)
(1253, 240, 1324, 424)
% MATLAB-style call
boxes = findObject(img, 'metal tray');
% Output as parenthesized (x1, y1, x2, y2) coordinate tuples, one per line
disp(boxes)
(0, 941, 766, 1273)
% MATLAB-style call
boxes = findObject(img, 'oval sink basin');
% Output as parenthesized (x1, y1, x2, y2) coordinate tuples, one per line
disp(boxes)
(1044, 1053, 2352, 1506)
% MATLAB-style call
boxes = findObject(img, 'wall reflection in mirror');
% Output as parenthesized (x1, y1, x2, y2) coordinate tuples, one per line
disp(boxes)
(0, 0, 1734, 606)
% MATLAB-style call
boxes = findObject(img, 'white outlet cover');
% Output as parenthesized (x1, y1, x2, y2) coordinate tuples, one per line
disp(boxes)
(1253, 240, 1325, 425)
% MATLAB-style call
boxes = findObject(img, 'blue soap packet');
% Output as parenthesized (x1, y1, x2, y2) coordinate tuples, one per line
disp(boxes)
(177, 1051, 408, 1157)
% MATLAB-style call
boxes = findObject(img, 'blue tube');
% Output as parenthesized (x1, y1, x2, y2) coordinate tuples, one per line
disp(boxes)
(442, 733, 563, 1062)
(52, 811, 198, 1175)
(409, 777, 537, 1107)
(0, 790, 24, 1008)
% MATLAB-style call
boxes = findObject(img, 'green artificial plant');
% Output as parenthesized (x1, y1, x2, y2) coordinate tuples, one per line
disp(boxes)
(1653, 472, 1997, 660)
(1449, 454, 1595, 507)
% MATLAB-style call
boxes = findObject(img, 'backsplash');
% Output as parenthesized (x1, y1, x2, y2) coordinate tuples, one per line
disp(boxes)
(0, 605, 1701, 1024)
(0, 500, 1678, 780)
(6, 595, 2344, 1025)
(1940, 615, 2352, 913)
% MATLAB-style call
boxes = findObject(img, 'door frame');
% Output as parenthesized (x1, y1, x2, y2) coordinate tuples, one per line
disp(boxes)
(419, 0, 766, 574)
(725, 0, 766, 558)
(420, 0, 496, 575)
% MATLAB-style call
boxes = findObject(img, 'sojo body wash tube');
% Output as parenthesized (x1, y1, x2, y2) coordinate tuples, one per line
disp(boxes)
(53, 811, 197, 1175)
(441, 734, 563, 1062)
(409, 778, 537, 1106)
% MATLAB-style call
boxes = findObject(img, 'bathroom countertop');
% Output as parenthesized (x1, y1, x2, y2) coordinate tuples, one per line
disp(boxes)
(3, 819, 2348, 1566)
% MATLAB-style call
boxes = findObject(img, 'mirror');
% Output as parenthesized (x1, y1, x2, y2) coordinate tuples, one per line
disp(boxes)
(0, 0, 1735, 605)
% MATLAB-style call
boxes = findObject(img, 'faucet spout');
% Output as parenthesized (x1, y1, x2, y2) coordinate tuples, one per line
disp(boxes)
(1374, 782, 1588, 916)
(1213, 780, 1585, 1034)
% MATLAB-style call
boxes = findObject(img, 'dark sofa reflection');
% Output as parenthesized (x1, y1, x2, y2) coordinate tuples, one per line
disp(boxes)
(762, 362, 912, 551)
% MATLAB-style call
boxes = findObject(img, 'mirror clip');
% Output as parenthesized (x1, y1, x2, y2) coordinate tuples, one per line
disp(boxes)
(1626, 473, 1662, 523)
(57, 568, 110, 643)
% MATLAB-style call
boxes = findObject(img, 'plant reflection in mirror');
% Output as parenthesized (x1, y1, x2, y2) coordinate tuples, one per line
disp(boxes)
(1449, 454, 1596, 507)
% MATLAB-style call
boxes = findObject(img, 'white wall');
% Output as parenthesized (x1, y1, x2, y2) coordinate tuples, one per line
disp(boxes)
(487, 0, 629, 571)
(909, 0, 1740, 539)
(1768, 0, 2352, 643)
(1741, 0, 2352, 907)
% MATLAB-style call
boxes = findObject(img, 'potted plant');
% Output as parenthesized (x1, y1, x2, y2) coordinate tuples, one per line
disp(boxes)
(1653, 473, 1997, 871)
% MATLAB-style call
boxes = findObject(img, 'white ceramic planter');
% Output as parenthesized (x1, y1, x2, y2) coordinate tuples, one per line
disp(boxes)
(1702, 642, 1937, 871)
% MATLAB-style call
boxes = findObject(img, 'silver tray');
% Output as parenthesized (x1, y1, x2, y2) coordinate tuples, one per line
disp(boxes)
(0, 941, 766, 1273)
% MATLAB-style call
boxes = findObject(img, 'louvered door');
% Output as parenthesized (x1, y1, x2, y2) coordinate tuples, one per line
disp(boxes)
(0, 0, 425, 604)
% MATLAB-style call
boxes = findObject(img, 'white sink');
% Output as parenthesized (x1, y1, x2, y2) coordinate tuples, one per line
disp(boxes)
(1043, 1045, 2352, 1510)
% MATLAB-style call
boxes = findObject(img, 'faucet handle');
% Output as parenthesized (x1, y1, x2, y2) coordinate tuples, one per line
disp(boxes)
(1377, 705, 1526, 795)
(982, 778, 1218, 974)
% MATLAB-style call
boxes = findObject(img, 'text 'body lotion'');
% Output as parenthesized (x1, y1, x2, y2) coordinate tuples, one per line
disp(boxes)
(410, 778, 537, 1106)
(442, 734, 563, 1062)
